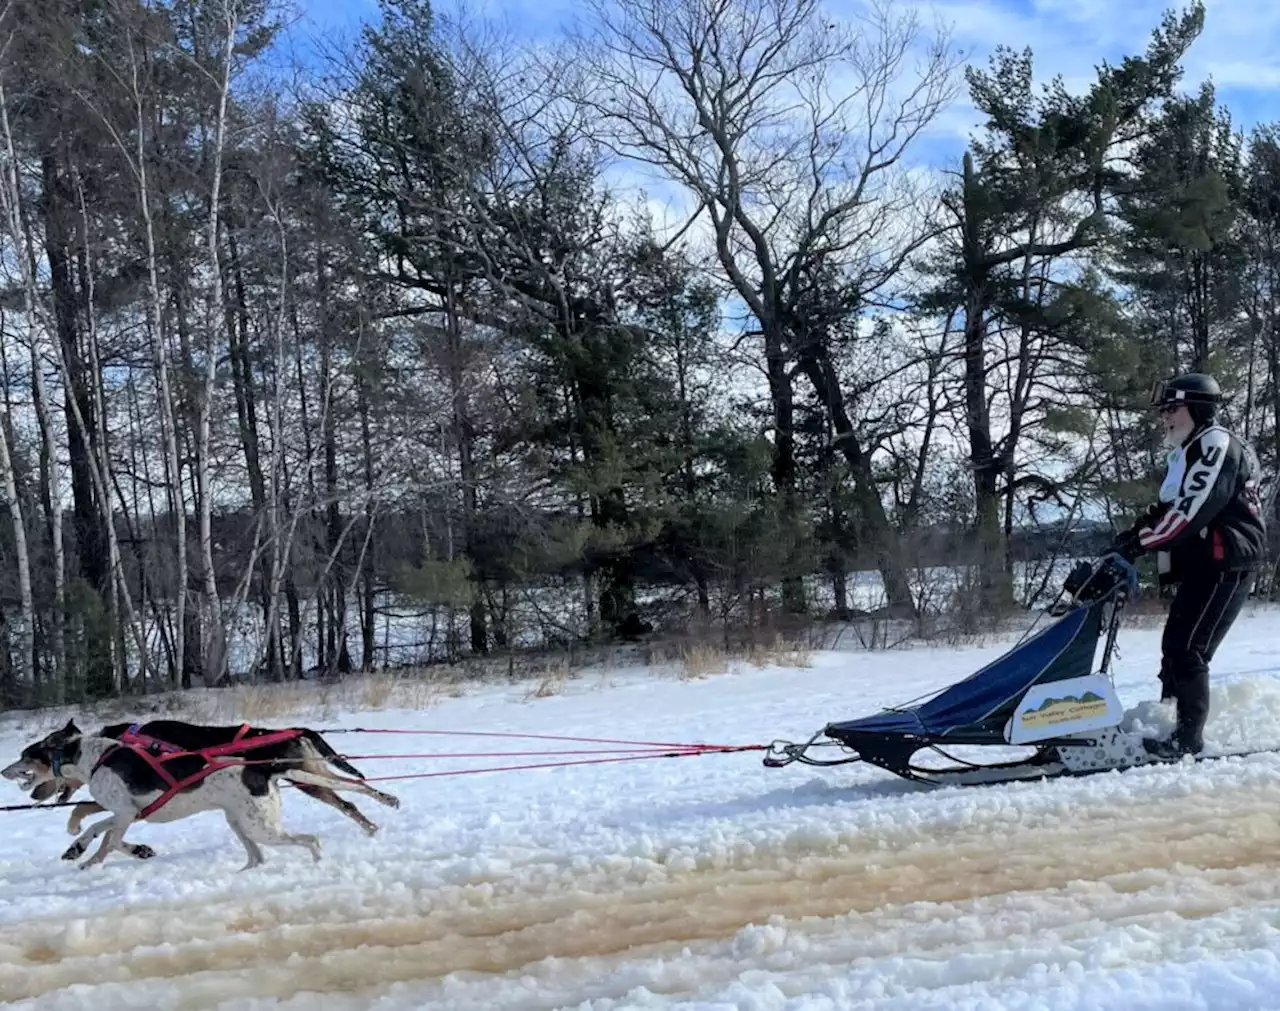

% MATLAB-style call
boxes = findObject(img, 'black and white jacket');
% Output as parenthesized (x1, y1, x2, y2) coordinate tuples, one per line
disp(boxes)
(1128, 423, 1266, 577)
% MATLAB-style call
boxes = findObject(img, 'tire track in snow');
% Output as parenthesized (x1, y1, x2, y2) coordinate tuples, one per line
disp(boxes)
(5, 767, 1280, 1007)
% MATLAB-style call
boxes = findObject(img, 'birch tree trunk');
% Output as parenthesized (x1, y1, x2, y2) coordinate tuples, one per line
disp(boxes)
(356, 331, 377, 670)
(110, 13, 188, 687)
(30, 338, 65, 695)
(73, 169, 128, 691)
(0, 76, 48, 691)
(265, 201, 289, 681)
(27, 337, 63, 694)
(0, 328, 33, 692)
(194, 0, 241, 685)
(17, 178, 65, 691)
(18, 157, 65, 691)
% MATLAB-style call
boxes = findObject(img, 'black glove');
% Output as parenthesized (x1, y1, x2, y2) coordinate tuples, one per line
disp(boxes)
(1062, 560, 1093, 598)
(1107, 528, 1143, 563)
(1063, 557, 1124, 602)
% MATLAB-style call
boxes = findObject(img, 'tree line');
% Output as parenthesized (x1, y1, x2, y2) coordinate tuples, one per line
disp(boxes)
(0, 0, 1274, 706)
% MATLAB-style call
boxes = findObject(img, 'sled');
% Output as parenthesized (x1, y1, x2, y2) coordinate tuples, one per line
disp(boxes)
(763, 554, 1214, 787)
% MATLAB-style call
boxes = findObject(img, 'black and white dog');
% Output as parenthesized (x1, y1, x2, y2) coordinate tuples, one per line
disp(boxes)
(42, 719, 401, 838)
(2, 719, 400, 869)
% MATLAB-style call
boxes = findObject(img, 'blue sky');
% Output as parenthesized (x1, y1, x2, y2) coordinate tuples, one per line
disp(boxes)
(288, 0, 1280, 157)
(277, 0, 1280, 258)
(919, 0, 1280, 134)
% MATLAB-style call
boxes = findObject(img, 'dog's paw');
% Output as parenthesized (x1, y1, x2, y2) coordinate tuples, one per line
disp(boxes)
(61, 844, 84, 861)
(133, 845, 155, 860)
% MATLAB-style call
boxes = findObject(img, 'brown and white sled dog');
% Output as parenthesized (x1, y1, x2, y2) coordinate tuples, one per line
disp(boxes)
(1, 720, 400, 869)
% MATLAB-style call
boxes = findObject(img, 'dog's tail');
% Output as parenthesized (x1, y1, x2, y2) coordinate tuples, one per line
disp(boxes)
(298, 728, 366, 780)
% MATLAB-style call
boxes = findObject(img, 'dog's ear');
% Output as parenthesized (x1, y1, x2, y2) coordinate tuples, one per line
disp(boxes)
(30, 781, 57, 802)
(63, 718, 79, 735)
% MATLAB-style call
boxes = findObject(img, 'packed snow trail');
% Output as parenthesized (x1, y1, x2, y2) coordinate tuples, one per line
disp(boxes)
(4, 610, 1280, 1009)
(6, 752, 1280, 1008)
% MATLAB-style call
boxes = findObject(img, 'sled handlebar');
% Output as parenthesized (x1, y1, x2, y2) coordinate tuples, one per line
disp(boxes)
(1057, 552, 1139, 611)
(1097, 552, 1140, 597)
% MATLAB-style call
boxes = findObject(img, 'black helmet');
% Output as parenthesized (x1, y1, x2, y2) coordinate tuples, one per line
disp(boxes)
(1150, 372, 1221, 424)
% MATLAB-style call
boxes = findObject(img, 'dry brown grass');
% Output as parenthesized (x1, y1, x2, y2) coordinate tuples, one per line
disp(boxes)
(677, 643, 730, 681)
(748, 634, 812, 669)
(523, 658, 572, 700)
(190, 676, 452, 724)
(661, 633, 813, 682)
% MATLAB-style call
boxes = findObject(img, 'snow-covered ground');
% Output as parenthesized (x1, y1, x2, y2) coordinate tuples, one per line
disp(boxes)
(5, 604, 1280, 1010)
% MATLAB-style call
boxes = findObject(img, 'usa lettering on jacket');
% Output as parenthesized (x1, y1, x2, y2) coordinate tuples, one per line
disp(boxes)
(1139, 428, 1231, 550)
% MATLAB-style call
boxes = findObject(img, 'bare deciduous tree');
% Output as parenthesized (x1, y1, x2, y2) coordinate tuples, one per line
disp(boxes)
(575, 0, 958, 612)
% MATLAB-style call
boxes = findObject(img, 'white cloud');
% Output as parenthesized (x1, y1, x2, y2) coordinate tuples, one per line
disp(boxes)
(867, 0, 1280, 178)
(917, 0, 1280, 123)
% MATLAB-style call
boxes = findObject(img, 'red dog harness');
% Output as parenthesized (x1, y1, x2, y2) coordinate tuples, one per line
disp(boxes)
(91, 724, 306, 819)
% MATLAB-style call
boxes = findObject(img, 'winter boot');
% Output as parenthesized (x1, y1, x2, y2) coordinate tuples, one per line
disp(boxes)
(1142, 730, 1202, 761)
(1142, 707, 1205, 761)
(1145, 661, 1209, 760)
(1029, 745, 1060, 766)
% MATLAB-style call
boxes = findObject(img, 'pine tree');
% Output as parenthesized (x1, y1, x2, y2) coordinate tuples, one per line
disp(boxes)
(916, 4, 1205, 612)
(1112, 82, 1248, 376)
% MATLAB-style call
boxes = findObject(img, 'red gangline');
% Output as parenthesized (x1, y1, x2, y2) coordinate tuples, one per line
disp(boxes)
(322, 727, 751, 750)
(67, 743, 761, 771)
(336, 748, 720, 760)
(304, 745, 767, 784)
(230, 747, 740, 768)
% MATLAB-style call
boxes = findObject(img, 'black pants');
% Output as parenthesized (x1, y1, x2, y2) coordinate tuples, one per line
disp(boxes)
(1159, 569, 1253, 741)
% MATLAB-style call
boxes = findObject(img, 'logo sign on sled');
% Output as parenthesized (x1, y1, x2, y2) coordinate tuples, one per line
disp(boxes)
(1006, 673, 1125, 745)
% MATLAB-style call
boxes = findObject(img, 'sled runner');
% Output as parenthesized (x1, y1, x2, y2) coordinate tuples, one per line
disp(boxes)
(764, 553, 1266, 787)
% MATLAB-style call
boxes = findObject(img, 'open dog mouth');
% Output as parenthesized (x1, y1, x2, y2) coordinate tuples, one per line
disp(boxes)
(1, 762, 39, 791)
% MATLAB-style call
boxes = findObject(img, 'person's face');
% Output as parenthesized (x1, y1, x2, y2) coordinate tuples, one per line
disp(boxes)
(1160, 403, 1193, 446)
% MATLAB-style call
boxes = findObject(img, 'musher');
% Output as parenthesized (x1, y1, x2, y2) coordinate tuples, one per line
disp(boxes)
(1109, 372, 1266, 759)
